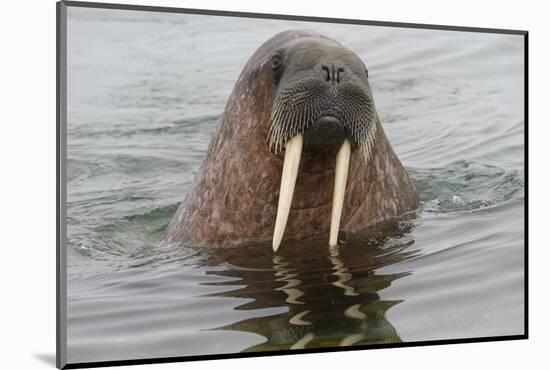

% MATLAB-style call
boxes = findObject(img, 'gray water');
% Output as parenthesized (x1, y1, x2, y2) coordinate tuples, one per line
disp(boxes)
(66, 7, 525, 364)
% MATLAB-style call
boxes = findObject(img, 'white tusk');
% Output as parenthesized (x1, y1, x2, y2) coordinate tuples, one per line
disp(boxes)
(273, 134, 303, 252)
(329, 139, 351, 247)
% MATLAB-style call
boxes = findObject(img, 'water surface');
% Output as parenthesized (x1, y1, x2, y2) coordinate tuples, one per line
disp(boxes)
(66, 7, 525, 363)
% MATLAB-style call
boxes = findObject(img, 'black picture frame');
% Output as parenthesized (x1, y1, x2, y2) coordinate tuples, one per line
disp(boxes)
(56, 1, 528, 368)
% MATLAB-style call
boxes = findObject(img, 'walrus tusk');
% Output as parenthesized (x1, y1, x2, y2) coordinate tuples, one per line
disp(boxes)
(273, 134, 304, 252)
(329, 139, 351, 247)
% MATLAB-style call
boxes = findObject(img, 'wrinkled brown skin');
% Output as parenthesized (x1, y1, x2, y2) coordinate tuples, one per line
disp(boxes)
(165, 30, 419, 247)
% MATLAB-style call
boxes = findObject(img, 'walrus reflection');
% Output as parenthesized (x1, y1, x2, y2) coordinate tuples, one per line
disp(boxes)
(199, 222, 418, 350)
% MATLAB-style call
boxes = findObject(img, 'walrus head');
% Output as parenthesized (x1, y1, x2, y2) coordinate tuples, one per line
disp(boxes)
(264, 35, 378, 250)
(267, 37, 377, 159)
(165, 30, 419, 251)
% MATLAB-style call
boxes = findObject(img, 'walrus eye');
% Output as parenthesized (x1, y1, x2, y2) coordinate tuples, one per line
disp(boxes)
(271, 53, 284, 80)
(364, 68, 369, 79)
(271, 53, 283, 70)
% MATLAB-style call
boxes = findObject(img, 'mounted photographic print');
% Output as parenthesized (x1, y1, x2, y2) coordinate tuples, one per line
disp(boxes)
(56, 1, 527, 368)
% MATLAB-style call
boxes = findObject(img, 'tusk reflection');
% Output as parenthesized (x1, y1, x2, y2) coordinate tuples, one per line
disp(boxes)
(328, 244, 359, 297)
(289, 310, 312, 326)
(340, 333, 366, 347)
(290, 332, 315, 350)
(341, 304, 369, 346)
(329, 246, 371, 347)
(273, 255, 306, 305)
(344, 304, 366, 320)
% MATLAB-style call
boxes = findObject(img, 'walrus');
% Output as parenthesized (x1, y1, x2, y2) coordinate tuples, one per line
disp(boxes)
(165, 30, 419, 251)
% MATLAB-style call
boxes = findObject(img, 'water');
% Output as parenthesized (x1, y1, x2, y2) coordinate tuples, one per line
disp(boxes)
(66, 7, 525, 364)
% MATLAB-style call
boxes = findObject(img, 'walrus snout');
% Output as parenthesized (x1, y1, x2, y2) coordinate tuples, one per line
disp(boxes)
(303, 115, 346, 156)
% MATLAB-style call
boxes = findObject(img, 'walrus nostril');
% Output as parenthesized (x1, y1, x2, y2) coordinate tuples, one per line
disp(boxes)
(322, 66, 330, 82)
(337, 68, 344, 83)
(321, 64, 345, 84)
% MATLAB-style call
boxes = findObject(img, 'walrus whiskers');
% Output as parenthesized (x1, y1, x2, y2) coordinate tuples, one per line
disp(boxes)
(268, 80, 377, 162)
